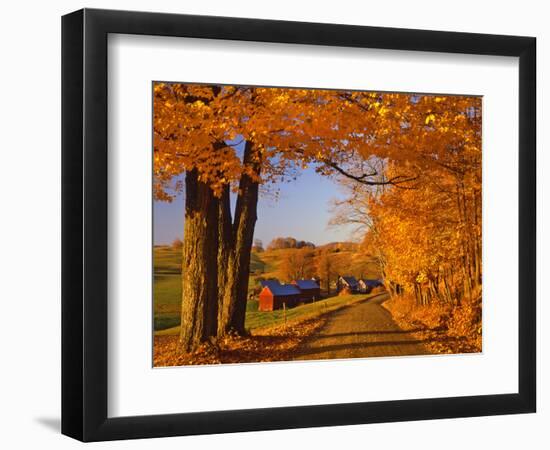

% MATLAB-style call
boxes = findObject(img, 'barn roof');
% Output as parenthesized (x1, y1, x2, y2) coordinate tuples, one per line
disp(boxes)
(360, 278, 383, 287)
(263, 283, 301, 296)
(260, 279, 282, 291)
(293, 279, 320, 290)
(340, 276, 359, 287)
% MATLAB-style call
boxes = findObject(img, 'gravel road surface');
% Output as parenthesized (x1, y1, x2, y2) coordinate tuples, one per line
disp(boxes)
(294, 293, 430, 360)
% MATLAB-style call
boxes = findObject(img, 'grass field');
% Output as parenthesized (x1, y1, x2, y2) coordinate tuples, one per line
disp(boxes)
(153, 245, 380, 332)
(156, 293, 376, 336)
(153, 246, 182, 330)
(244, 293, 376, 331)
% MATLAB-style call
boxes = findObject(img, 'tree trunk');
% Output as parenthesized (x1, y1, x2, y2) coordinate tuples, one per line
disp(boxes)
(179, 169, 219, 352)
(228, 141, 261, 334)
(442, 272, 453, 304)
(217, 184, 235, 335)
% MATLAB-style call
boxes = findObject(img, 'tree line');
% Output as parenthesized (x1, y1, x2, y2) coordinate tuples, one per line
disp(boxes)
(333, 96, 482, 318)
(266, 236, 316, 251)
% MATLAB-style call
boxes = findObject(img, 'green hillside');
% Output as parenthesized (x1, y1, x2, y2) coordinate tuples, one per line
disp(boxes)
(153, 244, 380, 332)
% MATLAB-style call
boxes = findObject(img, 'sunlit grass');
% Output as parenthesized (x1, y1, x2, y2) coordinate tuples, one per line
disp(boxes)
(153, 246, 381, 333)
(156, 293, 378, 336)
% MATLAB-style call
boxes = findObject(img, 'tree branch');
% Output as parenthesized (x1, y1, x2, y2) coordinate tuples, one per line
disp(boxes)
(323, 160, 418, 188)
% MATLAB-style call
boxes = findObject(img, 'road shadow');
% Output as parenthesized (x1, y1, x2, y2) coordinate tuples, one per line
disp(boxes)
(296, 338, 429, 358)
(312, 329, 425, 340)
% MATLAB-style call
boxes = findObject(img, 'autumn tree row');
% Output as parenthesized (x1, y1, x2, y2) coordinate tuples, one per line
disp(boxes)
(333, 95, 482, 312)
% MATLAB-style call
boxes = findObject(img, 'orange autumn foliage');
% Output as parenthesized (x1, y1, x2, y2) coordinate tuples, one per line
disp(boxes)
(332, 94, 482, 352)
(154, 83, 482, 352)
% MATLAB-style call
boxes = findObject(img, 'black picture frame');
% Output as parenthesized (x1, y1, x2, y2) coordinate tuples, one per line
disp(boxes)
(61, 8, 536, 442)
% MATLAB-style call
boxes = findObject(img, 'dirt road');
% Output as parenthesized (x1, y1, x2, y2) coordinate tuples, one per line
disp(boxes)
(294, 293, 430, 361)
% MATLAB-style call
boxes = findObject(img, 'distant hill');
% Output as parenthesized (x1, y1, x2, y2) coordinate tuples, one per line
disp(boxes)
(152, 243, 380, 332)
(249, 244, 379, 288)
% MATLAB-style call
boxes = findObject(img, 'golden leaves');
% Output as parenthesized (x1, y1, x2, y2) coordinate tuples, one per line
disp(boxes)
(154, 316, 327, 366)
(153, 82, 482, 217)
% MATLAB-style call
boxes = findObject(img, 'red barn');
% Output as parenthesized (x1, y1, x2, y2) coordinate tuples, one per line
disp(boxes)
(258, 280, 302, 311)
(292, 279, 321, 302)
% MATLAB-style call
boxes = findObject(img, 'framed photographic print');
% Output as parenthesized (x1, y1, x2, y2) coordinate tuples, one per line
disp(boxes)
(61, 8, 536, 442)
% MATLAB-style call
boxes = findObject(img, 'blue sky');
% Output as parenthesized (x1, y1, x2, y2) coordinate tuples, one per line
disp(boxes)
(153, 167, 357, 247)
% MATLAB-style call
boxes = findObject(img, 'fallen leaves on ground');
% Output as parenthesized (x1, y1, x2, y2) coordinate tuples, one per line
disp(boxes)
(154, 317, 327, 367)
(384, 291, 482, 355)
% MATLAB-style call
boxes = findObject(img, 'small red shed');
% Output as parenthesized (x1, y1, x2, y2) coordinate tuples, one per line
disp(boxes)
(258, 280, 302, 311)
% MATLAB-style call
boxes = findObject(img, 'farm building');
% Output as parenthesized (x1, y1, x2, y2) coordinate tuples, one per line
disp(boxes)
(358, 278, 384, 293)
(292, 279, 321, 302)
(260, 279, 283, 292)
(338, 276, 359, 293)
(258, 280, 302, 311)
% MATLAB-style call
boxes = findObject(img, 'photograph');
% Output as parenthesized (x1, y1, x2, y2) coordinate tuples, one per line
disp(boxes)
(152, 83, 482, 367)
